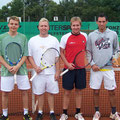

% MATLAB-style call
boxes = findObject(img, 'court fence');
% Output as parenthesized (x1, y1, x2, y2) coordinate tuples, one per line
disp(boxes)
(0, 61, 120, 117)
(0, 22, 120, 42)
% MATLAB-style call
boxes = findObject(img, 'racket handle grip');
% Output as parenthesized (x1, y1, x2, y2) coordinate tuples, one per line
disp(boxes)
(60, 69, 69, 76)
(30, 73, 37, 81)
(14, 74, 17, 84)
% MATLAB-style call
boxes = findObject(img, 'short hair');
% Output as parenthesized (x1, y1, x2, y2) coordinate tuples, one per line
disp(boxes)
(96, 13, 108, 21)
(8, 16, 20, 23)
(70, 17, 82, 25)
(39, 18, 49, 25)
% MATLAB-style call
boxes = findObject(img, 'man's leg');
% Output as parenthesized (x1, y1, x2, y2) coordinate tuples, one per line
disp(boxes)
(35, 94, 44, 120)
(48, 93, 57, 120)
(108, 90, 116, 114)
(22, 90, 28, 110)
(38, 94, 44, 112)
(109, 90, 120, 119)
(0, 76, 15, 120)
(48, 93, 54, 111)
(22, 90, 31, 120)
(75, 89, 82, 111)
(59, 90, 71, 120)
(74, 89, 85, 120)
(63, 90, 71, 109)
(2, 92, 9, 110)
(63, 90, 71, 114)
(1, 92, 9, 118)
(93, 89, 100, 111)
(92, 89, 101, 120)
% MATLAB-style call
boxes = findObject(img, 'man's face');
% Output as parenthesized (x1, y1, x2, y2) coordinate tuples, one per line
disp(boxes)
(8, 19, 19, 32)
(71, 21, 81, 35)
(38, 21, 49, 36)
(97, 17, 108, 31)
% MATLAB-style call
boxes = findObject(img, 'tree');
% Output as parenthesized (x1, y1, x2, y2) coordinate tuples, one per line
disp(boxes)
(0, 6, 10, 21)
(26, 3, 43, 21)
(0, 0, 120, 22)
(9, 0, 23, 17)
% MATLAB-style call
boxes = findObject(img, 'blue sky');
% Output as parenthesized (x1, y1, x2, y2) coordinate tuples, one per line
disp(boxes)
(0, 0, 60, 8)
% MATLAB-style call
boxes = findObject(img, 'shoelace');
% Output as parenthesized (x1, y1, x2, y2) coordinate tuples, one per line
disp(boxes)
(38, 113, 42, 117)
(24, 114, 31, 119)
(61, 114, 67, 119)
(1, 115, 8, 119)
(77, 113, 83, 119)
(50, 114, 56, 118)
(94, 112, 100, 118)
(115, 112, 120, 118)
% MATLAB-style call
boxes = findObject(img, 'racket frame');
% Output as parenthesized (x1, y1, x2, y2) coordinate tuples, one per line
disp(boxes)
(5, 42, 22, 65)
(5, 42, 23, 84)
(60, 49, 93, 76)
(30, 47, 60, 81)
(100, 50, 120, 69)
(74, 49, 93, 68)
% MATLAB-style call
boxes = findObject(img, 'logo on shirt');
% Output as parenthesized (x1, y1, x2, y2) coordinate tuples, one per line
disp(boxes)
(95, 37, 110, 50)
(69, 42, 76, 44)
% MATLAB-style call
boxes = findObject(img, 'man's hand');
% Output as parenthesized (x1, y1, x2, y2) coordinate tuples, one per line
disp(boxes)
(112, 58, 119, 67)
(34, 66, 42, 74)
(91, 64, 100, 72)
(55, 70, 60, 81)
(67, 63, 75, 70)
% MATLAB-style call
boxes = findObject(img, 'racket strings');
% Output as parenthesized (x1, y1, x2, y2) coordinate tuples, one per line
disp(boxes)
(112, 51, 120, 66)
(41, 49, 59, 66)
(6, 43, 22, 65)
(113, 51, 120, 59)
(75, 50, 92, 68)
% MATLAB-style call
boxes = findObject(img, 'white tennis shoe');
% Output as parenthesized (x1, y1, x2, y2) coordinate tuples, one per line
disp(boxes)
(110, 112, 120, 120)
(75, 113, 85, 120)
(59, 114, 68, 120)
(93, 111, 101, 120)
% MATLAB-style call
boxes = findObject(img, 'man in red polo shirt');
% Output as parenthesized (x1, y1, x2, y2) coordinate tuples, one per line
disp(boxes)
(59, 17, 87, 120)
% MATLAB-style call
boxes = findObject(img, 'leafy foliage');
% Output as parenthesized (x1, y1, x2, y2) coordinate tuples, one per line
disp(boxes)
(0, 0, 120, 21)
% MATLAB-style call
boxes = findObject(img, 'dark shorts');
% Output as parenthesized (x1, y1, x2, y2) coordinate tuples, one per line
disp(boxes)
(62, 68, 86, 90)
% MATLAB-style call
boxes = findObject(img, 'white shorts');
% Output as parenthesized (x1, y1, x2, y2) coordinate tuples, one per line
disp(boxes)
(1, 75, 31, 92)
(89, 69, 116, 90)
(32, 74, 59, 95)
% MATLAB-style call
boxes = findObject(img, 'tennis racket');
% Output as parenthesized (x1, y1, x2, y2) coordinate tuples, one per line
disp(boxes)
(60, 49, 93, 76)
(5, 42, 22, 84)
(100, 50, 120, 70)
(30, 47, 60, 81)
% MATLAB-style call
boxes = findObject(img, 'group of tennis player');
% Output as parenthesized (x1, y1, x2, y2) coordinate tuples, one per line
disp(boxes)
(0, 13, 120, 120)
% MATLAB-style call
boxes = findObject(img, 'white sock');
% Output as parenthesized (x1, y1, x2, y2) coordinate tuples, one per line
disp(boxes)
(38, 110, 43, 114)
(3, 108, 8, 117)
(24, 108, 28, 115)
(50, 111, 54, 114)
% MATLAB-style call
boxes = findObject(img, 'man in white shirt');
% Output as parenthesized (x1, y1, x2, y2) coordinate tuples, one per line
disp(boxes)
(28, 18, 60, 120)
